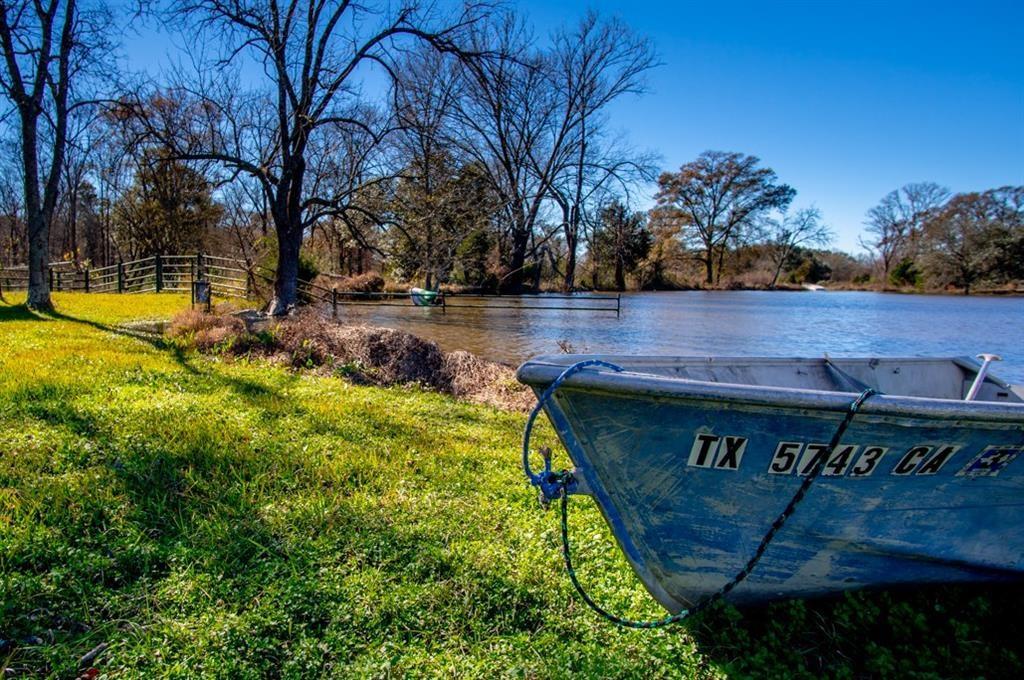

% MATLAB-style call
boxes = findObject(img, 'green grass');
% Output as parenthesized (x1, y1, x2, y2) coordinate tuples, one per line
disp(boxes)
(1, 293, 1022, 678)
(0, 293, 709, 678)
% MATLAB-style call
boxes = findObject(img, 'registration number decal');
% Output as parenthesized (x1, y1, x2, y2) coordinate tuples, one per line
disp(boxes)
(767, 442, 890, 477)
(684, 433, 1016, 478)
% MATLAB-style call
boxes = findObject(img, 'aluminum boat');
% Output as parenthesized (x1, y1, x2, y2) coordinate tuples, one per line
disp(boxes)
(517, 355, 1024, 609)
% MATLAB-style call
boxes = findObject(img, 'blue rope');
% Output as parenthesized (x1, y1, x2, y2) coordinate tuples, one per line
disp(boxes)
(523, 359, 876, 628)
(521, 360, 623, 500)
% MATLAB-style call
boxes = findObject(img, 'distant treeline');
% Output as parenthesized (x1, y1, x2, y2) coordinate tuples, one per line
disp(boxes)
(1, 1, 1020, 312)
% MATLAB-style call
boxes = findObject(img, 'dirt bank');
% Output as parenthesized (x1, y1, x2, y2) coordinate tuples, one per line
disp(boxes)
(167, 307, 536, 412)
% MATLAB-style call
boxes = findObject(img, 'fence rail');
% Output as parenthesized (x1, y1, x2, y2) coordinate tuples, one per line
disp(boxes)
(2, 256, 622, 317)
(296, 278, 621, 317)
(0, 253, 250, 300)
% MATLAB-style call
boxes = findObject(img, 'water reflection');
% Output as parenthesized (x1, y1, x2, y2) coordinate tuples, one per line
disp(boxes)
(322, 291, 1024, 383)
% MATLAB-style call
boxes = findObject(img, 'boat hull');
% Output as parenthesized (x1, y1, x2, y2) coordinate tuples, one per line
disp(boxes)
(410, 287, 440, 306)
(518, 357, 1024, 610)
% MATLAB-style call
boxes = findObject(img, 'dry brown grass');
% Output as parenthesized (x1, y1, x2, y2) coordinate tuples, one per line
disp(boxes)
(442, 350, 534, 411)
(332, 325, 448, 388)
(167, 307, 248, 351)
(166, 307, 534, 410)
(315, 272, 385, 293)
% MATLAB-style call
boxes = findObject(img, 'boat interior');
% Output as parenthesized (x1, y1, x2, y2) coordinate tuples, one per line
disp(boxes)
(542, 356, 1024, 404)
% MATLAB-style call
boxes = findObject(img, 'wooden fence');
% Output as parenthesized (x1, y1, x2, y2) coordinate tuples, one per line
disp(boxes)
(1, 257, 622, 317)
(0, 254, 251, 300)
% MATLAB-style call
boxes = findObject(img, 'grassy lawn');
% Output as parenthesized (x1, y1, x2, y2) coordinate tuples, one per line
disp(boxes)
(0, 293, 707, 678)
(1, 293, 1022, 678)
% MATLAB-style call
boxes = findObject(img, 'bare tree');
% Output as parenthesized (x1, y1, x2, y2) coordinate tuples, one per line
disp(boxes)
(448, 16, 551, 291)
(763, 206, 833, 287)
(0, 0, 109, 309)
(445, 12, 655, 292)
(862, 182, 949, 280)
(90, 108, 139, 265)
(654, 151, 795, 284)
(389, 47, 467, 288)
(219, 176, 269, 276)
(54, 104, 102, 265)
(540, 12, 656, 291)
(133, 0, 489, 314)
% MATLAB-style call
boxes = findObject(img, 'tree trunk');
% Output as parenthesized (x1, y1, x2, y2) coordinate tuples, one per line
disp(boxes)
(703, 250, 714, 285)
(614, 255, 625, 292)
(561, 204, 577, 288)
(564, 126, 585, 293)
(505, 227, 530, 292)
(20, 113, 52, 311)
(27, 214, 50, 309)
(562, 199, 581, 292)
(715, 245, 727, 285)
(269, 227, 301, 315)
(266, 159, 305, 315)
(68, 180, 78, 262)
(770, 255, 785, 289)
(561, 241, 577, 288)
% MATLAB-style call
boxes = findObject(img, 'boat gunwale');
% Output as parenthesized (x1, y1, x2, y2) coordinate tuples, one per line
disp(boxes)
(517, 355, 1024, 425)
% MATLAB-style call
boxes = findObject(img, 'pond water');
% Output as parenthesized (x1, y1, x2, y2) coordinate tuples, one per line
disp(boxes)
(324, 291, 1024, 384)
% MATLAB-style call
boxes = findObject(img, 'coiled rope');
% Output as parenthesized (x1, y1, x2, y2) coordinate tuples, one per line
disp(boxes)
(524, 360, 876, 628)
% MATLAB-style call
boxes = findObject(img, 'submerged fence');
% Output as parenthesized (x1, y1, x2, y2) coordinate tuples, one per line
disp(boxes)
(1, 256, 622, 316)
(0, 254, 251, 300)
(296, 279, 622, 317)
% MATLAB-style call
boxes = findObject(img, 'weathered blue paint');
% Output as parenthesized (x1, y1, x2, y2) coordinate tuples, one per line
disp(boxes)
(517, 356, 1024, 610)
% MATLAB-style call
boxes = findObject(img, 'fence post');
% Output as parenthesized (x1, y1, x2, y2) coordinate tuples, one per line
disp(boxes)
(84, 268, 90, 293)
(117, 261, 124, 293)
(56, 269, 62, 292)
(49, 268, 54, 291)
(332, 288, 338, 318)
(617, 293, 621, 318)
(155, 254, 163, 292)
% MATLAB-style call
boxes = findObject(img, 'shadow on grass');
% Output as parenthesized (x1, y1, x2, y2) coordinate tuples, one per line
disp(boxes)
(683, 580, 1024, 677)
(24, 304, 290, 407)
(0, 302, 43, 322)
(2, 395, 548, 673)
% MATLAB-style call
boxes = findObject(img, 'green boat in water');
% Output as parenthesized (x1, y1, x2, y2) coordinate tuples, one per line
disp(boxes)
(410, 287, 442, 306)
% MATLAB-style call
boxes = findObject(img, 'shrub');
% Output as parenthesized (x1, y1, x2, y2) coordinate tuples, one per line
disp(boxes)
(442, 350, 534, 411)
(318, 272, 385, 293)
(167, 308, 256, 353)
(889, 258, 921, 287)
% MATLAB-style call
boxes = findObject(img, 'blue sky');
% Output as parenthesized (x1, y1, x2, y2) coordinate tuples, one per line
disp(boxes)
(123, 1, 1023, 254)
(519, 0, 1023, 252)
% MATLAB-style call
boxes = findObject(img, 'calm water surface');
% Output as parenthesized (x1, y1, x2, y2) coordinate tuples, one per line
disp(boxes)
(326, 291, 1024, 383)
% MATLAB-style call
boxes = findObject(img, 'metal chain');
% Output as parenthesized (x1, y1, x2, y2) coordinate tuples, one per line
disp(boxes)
(556, 387, 877, 628)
